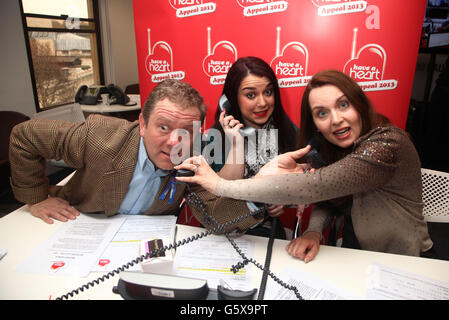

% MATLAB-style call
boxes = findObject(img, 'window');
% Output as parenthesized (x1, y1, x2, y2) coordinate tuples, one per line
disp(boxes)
(20, 0, 104, 111)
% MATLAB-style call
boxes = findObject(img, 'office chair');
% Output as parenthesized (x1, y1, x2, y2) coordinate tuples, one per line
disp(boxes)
(421, 168, 449, 260)
(421, 168, 449, 223)
(0, 111, 30, 200)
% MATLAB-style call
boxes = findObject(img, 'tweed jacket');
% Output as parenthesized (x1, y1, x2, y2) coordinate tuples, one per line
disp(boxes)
(9, 115, 185, 216)
(216, 126, 433, 256)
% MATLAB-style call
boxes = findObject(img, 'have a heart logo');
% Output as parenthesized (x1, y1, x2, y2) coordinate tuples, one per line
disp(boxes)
(270, 27, 311, 88)
(312, 0, 367, 16)
(343, 28, 397, 91)
(145, 28, 185, 83)
(344, 45, 385, 82)
(169, 0, 216, 18)
(145, 42, 173, 75)
(236, 0, 288, 16)
(169, 0, 203, 9)
(203, 27, 238, 85)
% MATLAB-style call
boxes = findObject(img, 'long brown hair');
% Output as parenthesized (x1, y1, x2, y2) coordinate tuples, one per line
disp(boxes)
(298, 70, 387, 164)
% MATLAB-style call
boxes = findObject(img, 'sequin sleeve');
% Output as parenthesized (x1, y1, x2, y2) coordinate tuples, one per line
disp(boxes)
(215, 126, 402, 205)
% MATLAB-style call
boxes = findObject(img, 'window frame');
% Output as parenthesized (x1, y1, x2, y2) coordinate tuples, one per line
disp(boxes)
(19, 0, 104, 113)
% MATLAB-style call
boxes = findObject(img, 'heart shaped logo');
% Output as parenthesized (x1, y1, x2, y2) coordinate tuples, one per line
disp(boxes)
(270, 27, 309, 87)
(146, 42, 173, 75)
(202, 27, 237, 85)
(203, 43, 237, 77)
(51, 261, 65, 271)
(169, 0, 204, 10)
(343, 44, 386, 82)
(271, 43, 308, 79)
(98, 259, 111, 267)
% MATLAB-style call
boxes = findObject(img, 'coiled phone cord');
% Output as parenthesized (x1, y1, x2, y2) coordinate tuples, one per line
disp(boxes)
(185, 189, 303, 300)
(56, 186, 303, 300)
(257, 218, 276, 300)
(55, 193, 261, 300)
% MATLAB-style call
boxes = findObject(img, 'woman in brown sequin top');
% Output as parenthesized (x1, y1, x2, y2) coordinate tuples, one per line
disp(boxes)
(176, 70, 433, 260)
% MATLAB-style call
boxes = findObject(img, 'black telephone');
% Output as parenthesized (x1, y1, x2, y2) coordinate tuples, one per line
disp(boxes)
(56, 169, 304, 300)
(106, 83, 132, 106)
(219, 94, 256, 136)
(75, 84, 137, 106)
(304, 135, 326, 169)
(74, 85, 109, 105)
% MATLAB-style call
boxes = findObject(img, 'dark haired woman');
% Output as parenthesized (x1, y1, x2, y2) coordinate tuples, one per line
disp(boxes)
(205, 56, 298, 238)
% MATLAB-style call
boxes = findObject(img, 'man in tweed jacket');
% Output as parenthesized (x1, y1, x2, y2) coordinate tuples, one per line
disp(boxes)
(9, 79, 207, 224)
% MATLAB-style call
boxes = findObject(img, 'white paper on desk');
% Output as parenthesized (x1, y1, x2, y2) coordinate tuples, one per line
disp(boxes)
(264, 266, 362, 300)
(366, 263, 449, 300)
(172, 234, 253, 291)
(92, 215, 177, 272)
(16, 214, 126, 277)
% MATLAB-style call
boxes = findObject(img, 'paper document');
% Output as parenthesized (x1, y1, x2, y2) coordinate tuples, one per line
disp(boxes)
(17, 214, 126, 277)
(366, 263, 449, 300)
(92, 215, 177, 272)
(264, 266, 363, 300)
(173, 234, 254, 291)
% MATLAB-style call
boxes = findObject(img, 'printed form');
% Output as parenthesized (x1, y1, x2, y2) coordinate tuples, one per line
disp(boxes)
(366, 263, 449, 300)
(92, 215, 177, 272)
(264, 266, 363, 300)
(16, 214, 178, 277)
(173, 234, 254, 291)
(17, 214, 126, 277)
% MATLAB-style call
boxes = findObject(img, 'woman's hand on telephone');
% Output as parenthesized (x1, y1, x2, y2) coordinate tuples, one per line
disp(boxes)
(175, 155, 221, 194)
(219, 110, 244, 138)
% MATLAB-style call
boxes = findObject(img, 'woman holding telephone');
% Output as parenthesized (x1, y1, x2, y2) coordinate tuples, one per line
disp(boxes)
(204, 56, 298, 239)
(177, 69, 434, 261)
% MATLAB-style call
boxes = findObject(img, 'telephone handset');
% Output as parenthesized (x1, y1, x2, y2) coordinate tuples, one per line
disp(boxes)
(304, 135, 326, 169)
(219, 94, 256, 136)
(56, 169, 304, 300)
(74, 85, 109, 105)
(74, 84, 137, 106)
(107, 83, 137, 106)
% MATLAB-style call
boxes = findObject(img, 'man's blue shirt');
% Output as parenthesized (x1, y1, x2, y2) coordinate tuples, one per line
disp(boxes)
(118, 138, 170, 214)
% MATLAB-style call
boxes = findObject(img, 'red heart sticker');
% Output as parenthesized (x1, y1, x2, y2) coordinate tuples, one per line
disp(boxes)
(98, 259, 111, 267)
(51, 261, 65, 270)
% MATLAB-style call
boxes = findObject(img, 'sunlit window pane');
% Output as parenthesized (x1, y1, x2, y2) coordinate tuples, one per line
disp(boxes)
(22, 0, 90, 19)
(21, 0, 101, 110)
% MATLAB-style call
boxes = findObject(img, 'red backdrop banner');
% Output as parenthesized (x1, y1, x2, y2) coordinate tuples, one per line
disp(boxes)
(132, 0, 426, 130)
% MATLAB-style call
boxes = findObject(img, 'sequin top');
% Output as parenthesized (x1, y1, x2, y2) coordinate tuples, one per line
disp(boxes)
(216, 126, 433, 256)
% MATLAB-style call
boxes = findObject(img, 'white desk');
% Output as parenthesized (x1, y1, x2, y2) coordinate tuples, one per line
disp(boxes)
(80, 94, 141, 114)
(1, 206, 449, 300)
